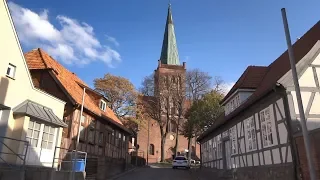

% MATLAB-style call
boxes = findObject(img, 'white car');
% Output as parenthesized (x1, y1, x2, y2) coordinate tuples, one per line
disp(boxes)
(172, 156, 190, 169)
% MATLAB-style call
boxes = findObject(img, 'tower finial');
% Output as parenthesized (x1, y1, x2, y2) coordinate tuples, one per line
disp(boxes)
(159, 0, 180, 65)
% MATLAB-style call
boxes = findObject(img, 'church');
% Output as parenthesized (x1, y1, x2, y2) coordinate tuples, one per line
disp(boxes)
(132, 4, 200, 163)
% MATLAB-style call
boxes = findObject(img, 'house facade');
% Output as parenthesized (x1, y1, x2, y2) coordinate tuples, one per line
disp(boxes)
(0, 0, 67, 168)
(198, 21, 320, 180)
(135, 4, 200, 163)
(24, 48, 132, 179)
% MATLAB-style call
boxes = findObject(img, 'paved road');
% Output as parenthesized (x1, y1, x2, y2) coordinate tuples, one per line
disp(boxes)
(115, 166, 195, 180)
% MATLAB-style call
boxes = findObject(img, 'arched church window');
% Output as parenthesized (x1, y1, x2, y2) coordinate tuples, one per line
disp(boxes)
(149, 144, 155, 155)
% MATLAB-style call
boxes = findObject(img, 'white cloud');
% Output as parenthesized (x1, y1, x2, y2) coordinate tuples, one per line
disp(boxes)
(8, 2, 121, 67)
(106, 35, 120, 47)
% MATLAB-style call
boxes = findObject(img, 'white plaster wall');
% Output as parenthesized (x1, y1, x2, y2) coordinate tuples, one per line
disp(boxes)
(0, 0, 66, 167)
(272, 148, 281, 164)
(289, 52, 320, 131)
(253, 153, 259, 166)
(278, 123, 288, 144)
(247, 154, 253, 166)
(0, 0, 66, 134)
(259, 152, 264, 165)
(264, 151, 272, 165)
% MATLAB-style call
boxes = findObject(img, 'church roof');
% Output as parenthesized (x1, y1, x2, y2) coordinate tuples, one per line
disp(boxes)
(159, 4, 180, 65)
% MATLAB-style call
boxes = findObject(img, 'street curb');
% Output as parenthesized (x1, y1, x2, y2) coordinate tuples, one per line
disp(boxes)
(107, 167, 139, 180)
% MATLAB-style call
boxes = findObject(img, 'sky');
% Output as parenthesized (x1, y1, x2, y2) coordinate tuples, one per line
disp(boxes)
(7, 0, 320, 91)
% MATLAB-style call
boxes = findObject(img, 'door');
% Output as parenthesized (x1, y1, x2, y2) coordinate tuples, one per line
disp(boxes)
(224, 140, 232, 169)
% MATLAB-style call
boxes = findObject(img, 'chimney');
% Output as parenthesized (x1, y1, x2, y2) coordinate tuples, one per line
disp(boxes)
(183, 62, 186, 69)
(158, 60, 161, 67)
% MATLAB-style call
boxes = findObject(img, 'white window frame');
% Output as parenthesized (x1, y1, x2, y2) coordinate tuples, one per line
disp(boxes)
(41, 124, 56, 149)
(6, 63, 16, 79)
(229, 126, 238, 155)
(260, 107, 275, 148)
(245, 117, 257, 151)
(99, 100, 106, 111)
(26, 119, 57, 150)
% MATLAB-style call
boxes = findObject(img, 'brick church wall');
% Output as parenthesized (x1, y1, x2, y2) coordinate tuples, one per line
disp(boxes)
(136, 118, 200, 163)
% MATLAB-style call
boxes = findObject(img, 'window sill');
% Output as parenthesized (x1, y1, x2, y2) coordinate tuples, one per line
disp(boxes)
(6, 75, 15, 80)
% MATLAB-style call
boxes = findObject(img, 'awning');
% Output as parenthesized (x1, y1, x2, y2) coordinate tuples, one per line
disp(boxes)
(0, 104, 10, 110)
(13, 100, 68, 128)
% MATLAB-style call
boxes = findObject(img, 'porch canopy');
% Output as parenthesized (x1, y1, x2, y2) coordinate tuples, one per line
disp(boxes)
(12, 100, 67, 128)
(0, 104, 10, 110)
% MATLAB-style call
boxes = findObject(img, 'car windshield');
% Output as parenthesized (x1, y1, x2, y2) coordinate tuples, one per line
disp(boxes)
(175, 157, 186, 160)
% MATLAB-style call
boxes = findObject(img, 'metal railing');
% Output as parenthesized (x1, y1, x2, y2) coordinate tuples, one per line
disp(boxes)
(0, 136, 29, 170)
(52, 146, 87, 172)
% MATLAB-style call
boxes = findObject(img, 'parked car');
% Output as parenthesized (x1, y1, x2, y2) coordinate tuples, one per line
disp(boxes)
(172, 156, 190, 169)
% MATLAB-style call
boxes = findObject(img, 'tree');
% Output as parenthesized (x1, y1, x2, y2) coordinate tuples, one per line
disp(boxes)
(94, 73, 137, 118)
(139, 73, 179, 162)
(171, 73, 187, 156)
(184, 69, 213, 159)
(186, 69, 212, 102)
(139, 74, 154, 96)
(182, 90, 224, 159)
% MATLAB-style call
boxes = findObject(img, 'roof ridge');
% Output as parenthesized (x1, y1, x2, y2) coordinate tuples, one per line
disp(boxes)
(37, 48, 49, 69)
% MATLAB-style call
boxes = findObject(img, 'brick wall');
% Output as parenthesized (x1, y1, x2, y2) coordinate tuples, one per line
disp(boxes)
(136, 118, 200, 163)
(295, 130, 320, 180)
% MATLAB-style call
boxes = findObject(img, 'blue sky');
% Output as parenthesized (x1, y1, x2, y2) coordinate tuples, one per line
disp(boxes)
(8, 0, 320, 90)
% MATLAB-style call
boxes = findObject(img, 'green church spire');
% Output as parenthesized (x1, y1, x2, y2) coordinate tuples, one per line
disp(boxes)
(159, 4, 180, 65)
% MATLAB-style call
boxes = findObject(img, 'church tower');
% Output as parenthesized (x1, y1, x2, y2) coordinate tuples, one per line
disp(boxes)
(154, 4, 186, 134)
(154, 4, 186, 98)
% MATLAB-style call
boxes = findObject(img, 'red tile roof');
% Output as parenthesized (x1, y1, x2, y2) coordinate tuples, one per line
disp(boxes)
(24, 48, 123, 126)
(221, 66, 268, 104)
(198, 21, 320, 141)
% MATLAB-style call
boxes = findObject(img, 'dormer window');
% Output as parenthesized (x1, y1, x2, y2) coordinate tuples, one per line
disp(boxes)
(99, 100, 106, 111)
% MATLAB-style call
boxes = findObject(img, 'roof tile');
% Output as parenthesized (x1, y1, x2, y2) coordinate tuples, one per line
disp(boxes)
(24, 48, 123, 125)
(222, 66, 268, 103)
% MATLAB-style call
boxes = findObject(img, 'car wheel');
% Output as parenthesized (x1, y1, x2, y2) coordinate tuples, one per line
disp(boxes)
(172, 166, 176, 169)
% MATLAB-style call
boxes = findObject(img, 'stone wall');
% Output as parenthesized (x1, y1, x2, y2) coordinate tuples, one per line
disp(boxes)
(232, 164, 295, 180)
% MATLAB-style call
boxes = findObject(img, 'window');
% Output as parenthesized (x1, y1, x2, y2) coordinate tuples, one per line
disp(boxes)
(6, 63, 16, 79)
(26, 120, 56, 149)
(229, 126, 238, 154)
(41, 125, 55, 149)
(261, 108, 274, 147)
(149, 144, 155, 155)
(246, 117, 257, 151)
(217, 135, 222, 158)
(99, 100, 106, 111)
(27, 120, 41, 147)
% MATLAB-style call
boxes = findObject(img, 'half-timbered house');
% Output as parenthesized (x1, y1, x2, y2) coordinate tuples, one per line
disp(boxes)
(24, 48, 132, 179)
(198, 21, 320, 180)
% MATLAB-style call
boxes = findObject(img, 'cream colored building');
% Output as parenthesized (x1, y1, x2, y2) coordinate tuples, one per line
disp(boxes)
(0, 0, 67, 167)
